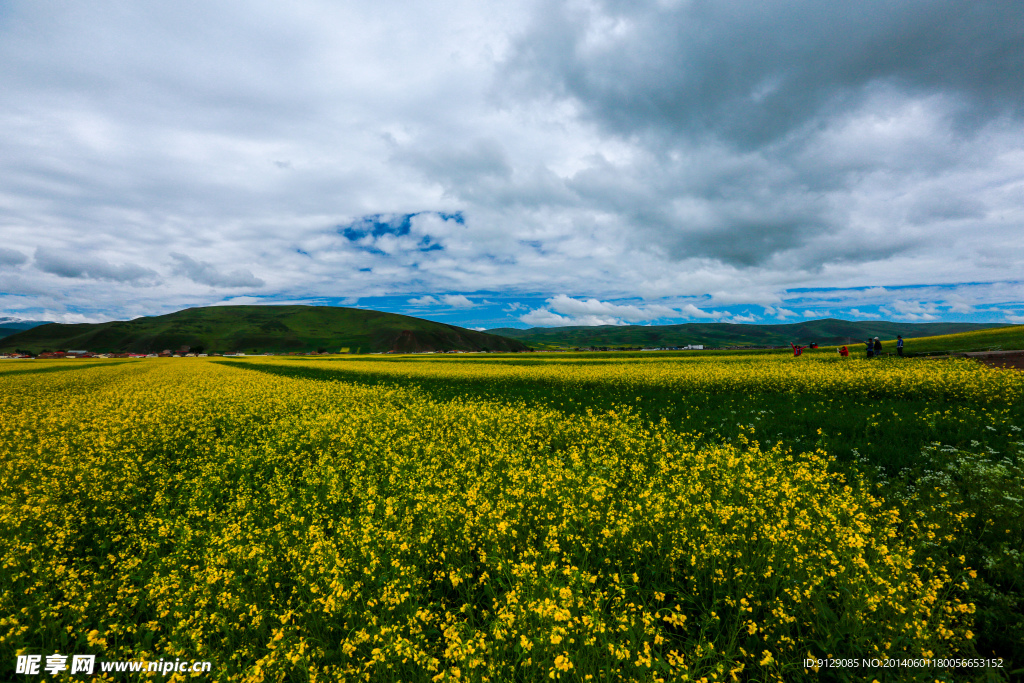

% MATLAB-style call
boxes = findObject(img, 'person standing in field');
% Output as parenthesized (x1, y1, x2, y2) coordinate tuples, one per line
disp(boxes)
(873, 337, 883, 357)
(866, 338, 874, 359)
(897, 335, 904, 357)
(791, 342, 807, 356)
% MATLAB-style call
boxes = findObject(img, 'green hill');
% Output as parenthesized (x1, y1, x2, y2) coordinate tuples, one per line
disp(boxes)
(851, 324, 1024, 356)
(0, 306, 529, 354)
(487, 319, 1010, 349)
(0, 319, 53, 339)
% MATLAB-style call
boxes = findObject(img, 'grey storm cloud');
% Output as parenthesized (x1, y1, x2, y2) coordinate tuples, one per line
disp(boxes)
(170, 253, 265, 288)
(0, 248, 29, 266)
(507, 0, 1024, 147)
(487, 0, 1024, 272)
(34, 248, 159, 283)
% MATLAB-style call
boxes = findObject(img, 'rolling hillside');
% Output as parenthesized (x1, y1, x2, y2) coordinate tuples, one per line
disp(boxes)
(0, 306, 529, 354)
(487, 319, 1010, 349)
(0, 318, 53, 339)
(855, 324, 1024, 356)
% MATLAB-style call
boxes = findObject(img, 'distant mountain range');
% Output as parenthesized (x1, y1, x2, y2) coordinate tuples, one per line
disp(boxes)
(487, 319, 1010, 349)
(0, 306, 527, 354)
(0, 318, 54, 339)
(0, 307, 1011, 355)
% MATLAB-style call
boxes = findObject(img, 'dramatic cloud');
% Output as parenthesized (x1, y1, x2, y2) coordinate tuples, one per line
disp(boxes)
(0, 248, 29, 267)
(170, 253, 264, 288)
(34, 248, 158, 284)
(508, 0, 1024, 148)
(500, 0, 1024, 271)
(0, 1, 1021, 325)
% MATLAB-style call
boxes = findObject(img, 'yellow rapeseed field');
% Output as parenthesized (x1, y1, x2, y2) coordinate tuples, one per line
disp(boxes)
(1, 355, 1015, 681)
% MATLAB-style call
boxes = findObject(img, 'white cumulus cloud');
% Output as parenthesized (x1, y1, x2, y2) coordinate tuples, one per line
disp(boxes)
(440, 294, 476, 308)
(680, 303, 730, 320)
(547, 295, 677, 322)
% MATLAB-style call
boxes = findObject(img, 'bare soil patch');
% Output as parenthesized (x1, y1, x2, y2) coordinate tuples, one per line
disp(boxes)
(961, 350, 1024, 371)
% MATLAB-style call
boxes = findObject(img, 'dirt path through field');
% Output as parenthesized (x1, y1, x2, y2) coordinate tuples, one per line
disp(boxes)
(961, 350, 1024, 371)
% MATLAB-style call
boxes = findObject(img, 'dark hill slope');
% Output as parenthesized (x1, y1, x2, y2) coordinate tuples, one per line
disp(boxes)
(488, 319, 1008, 349)
(0, 306, 528, 354)
(0, 319, 53, 339)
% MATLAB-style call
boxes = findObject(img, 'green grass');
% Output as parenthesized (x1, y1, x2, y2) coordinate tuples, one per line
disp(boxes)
(888, 325, 1024, 355)
(813, 324, 1024, 356)
(489, 318, 1010, 350)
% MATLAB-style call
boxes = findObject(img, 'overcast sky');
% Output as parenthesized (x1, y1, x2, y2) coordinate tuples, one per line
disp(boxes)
(2, 0, 1023, 328)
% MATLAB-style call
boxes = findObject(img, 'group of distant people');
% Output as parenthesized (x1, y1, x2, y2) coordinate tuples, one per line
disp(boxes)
(863, 335, 905, 359)
(793, 335, 904, 358)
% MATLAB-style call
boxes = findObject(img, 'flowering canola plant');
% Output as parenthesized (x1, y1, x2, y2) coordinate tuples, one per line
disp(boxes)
(0, 356, 1001, 682)
(287, 352, 1023, 405)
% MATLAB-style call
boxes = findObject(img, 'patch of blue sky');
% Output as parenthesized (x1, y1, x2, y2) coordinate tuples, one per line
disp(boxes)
(340, 214, 414, 241)
(339, 211, 464, 242)
(438, 212, 465, 224)
(418, 236, 443, 252)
